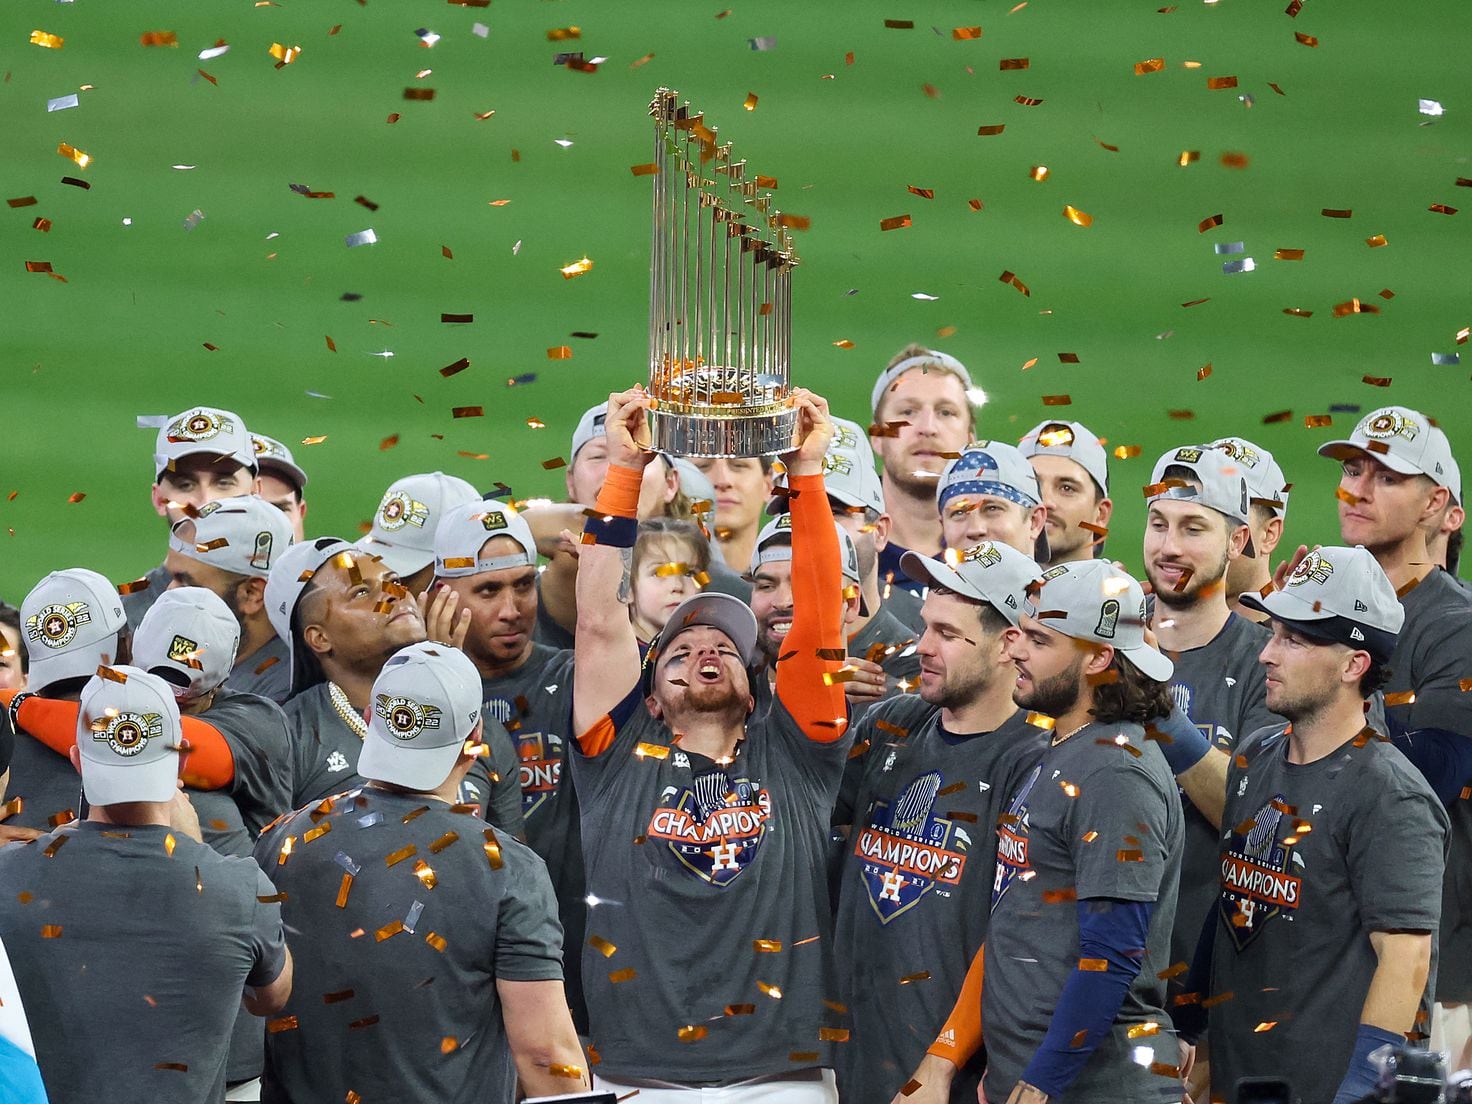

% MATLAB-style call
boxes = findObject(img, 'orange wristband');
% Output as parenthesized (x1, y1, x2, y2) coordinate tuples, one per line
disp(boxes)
(593, 463, 645, 519)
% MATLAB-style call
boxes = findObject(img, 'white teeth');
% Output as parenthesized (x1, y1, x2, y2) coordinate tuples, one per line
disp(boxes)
(699, 663, 720, 676)
(771, 621, 792, 634)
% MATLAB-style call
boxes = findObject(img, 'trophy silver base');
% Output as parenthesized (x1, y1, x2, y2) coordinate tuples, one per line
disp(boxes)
(648, 406, 799, 459)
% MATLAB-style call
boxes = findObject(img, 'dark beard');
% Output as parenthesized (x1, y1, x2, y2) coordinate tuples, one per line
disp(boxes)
(1014, 658, 1082, 717)
(1149, 548, 1230, 610)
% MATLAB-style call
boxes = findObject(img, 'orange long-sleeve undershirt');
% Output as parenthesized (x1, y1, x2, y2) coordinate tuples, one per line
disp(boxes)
(1, 689, 236, 790)
(927, 941, 985, 1067)
(774, 471, 848, 743)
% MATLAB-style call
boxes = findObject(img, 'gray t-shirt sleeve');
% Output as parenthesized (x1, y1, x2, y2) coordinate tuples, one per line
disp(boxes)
(1347, 779, 1448, 933)
(1071, 759, 1175, 902)
(494, 846, 566, 983)
(247, 865, 290, 988)
(210, 693, 294, 835)
(473, 718, 527, 838)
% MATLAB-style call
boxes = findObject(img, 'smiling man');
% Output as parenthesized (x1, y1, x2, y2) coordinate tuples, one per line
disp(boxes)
(935, 443, 1049, 564)
(1318, 405, 1472, 1061)
(265, 538, 522, 831)
(571, 385, 850, 1101)
(870, 346, 979, 594)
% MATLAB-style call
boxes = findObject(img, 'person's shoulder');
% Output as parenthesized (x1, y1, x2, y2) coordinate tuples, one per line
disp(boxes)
(1406, 569, 1472, 617)
(866, 693, 937, 731)
(1073, 721, 1173, 787)
(1223, 611, 1272, 646)
(1356, 734, 1445, 799)
(282, 684, 327, 721)
(1233, 722, 1289, 763)
(210, 688, 291, 729)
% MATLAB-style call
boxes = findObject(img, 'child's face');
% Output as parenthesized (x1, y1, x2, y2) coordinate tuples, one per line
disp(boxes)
(631, 539, 701, 640)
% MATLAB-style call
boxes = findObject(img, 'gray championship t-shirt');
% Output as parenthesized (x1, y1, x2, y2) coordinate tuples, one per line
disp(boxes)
(192, 687, 294, 858)
(1210, 725, 1448, 1104)
(984, 721, 1184, 1104)
(481, 644, 588, 1027)
(1387, 570, 1472, 999)
(5, 709, 84, 830)
(284, 682, 525, 836)
(0, 821, 287, 1104)
(121, 561, 171, 629)
(1162, 613, 1277, 973)
(835, 697, 1048, 1104)
(254, 787, 563, 1104)
(572, 694, 852, 1083)
(225, 634, 291, 704)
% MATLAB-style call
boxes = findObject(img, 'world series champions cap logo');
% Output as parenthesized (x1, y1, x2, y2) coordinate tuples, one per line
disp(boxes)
(94, 711, 165, 758)
(374, 694, 443, 741)
(167, 409, 235, 443)
(1286, 550, 1333, 587)
(1363, 410, 1419, 442)
(377, 491, 430, 532)
(26, 602, 91, 650)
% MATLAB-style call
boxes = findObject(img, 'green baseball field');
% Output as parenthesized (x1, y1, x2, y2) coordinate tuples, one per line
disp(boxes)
(4, 0, 1468, 594)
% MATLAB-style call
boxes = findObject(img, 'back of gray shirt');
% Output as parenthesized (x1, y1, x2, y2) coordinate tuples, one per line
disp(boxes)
(0, 822, 286, 1104)
(254, 788, 563, 1104)
(225, 634, 291, 704)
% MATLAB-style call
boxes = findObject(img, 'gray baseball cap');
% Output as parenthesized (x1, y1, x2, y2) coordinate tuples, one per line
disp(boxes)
(750, 514, 865, 612)
(433, 500, 537, 578)
(1238, 545, 1403, 664)
(1210, 437, 1290, 520)
(152, 406, 257, 482)
(769, 416, 885, 516)
(1146, 445, 1256, 556)
(22, 568, 128, 693)
(264, 536, 358, 695)
(871, 348, 975, 417)
(358, 472, 482, 579)
(570, 403, 610, 462)
(654, 592, 760, 667)
(1018, 420, 1110, 498)
(901, 541, 1043, 627)
(77, 667, 184, 807)
(252, 433, 309, 490)
(1318, 405, 1457, 490)
(1025, 560, 1173, 682)
(168, 495, 295, 580)
(357, 642, 485, 792)
(133, 587, 241, 702)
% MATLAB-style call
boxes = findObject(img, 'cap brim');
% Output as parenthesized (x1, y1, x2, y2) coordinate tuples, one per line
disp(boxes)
(1317, 441, 1424, 477)
(1237, 586, 1331, 625)
(357, 733, 463, 792)
(661, 593, 760, 666)
(259, 459, 308, 490)
(29, 643, 113, 695)
(80, 755, 178, 807)
(900, 551, 973, 598)
(356, 537, 434, 579)
(155, 447, 258, 481)
(1116, 643, 1174, 683)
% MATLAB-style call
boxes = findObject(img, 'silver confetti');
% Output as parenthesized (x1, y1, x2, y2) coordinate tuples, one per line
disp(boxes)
(47, 93, 79, 112)
(345, 228, 378, 248)
(1418, 98, 1445, 117)
(1432, 353, 1461, 366)
(472, 23, 489, 38)
(404, 900, 425, 934)
(183, 208, 205, 232)
(357, 811, 383, 828)
(1222, 257, 1256, 275)
(749, 36, 776, 51)
(334, 851, 361, 876)
(1213, 241, 1246, 255)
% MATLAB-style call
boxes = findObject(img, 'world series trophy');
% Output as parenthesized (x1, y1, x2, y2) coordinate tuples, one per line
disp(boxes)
(645, 88, 800, 458)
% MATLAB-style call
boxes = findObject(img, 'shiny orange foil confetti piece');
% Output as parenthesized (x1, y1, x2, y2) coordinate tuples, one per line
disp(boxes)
(1000, 57, 1029, 69)
(1079, 958, 1109, 972)
(952, 26, 983, 39)
(1305, 414, 1334, 428)
(1134, 57, 1165, 75)
(743, 92, 758, 111)
(1274, 248, 1305, 261)
(1198, 213, 1223, 233)
(1029, 165, 1050, 182)
(1179, 150, 1201, 167)
(31, 30, 65, 48)
(57, 143, 93, 170)
(1113, 445, 1141, 460)
(41, 925, 63, 939)
(140, 31, 179, 47)
(678, 1025, 708, 1042)
(1063, 205, 1093, 227)
(1362, 375, 1392, 388)
(608, 967, 637, 983)
(1015, 95, 1044, 107)
(1206, 75, 1238, 90)
(880, 214, 912, 231)
(977, 124, 1006, 136)
(1042, 395, 1072, 406)
(560, 257, 594, 278)
(268, 43, 302, 65)
(1366, 234, 1388, 248)
(1322, 208, 1353, 218)
(630, 163, 658, 176)
(267, 1015, 299, 1034)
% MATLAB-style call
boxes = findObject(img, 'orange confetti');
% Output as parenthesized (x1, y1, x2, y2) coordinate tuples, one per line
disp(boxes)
(1014, 95, 1044, 107)
(268, 42, 302, 66)
(57, 143, 93, 170)
(1274, 248, 1305, 261)
(1304, 414, 1334, 428)
(379, 434, 400, 451)
(1079, 958, 1109, 972)
(1362, 375, 1392, 387)
(977, 124, 1006, 136)
(952, 26, 983, 39)
(140, 31, 179, 47)
(1029, 165, 1050, 182)
(1197, 364, 1213, 381)
(301, 435, 328, 446)
(678, 1025, 708, 1042)
(66, 492, 86, 504)
(560, 257, 594, 279)
(1366, 234, 1388, 248)
(1322, 208, 1353, 219)
(880, 214, 912, 231)
(1000, 57, 1030, 70)
(1206, 75, 1239, 90)
(1063, 205, 1093, 227)
(1113, 445, 1141, 460)
(547, 346, 572, 359)
(31, 30, 65, 49)
(608, 967, 638, 983)
(1042, 395, 1073, 406)
(451, 406, 484, 419)
(743, 92, 758, 111)
(630, 163, 658, 176)
(1198, 213, 1224, 233)
(1134, 57, 1165, 75)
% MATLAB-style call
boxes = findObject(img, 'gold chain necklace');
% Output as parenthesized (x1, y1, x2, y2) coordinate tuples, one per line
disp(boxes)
(328, 682, 368, 740)
(1050, 721, 1091, 748)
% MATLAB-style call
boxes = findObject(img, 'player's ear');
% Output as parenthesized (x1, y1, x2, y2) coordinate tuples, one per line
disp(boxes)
(236, 577, 267, 617)
(303, 621, 332, 659)
(150, 482, 171, 519)
(645, 693, 663, 721)
(1095, 496, 1114, 528)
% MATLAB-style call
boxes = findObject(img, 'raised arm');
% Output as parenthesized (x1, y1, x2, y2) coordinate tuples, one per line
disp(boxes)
(773, 390, 847, 742)
(571, 388, 655, 738)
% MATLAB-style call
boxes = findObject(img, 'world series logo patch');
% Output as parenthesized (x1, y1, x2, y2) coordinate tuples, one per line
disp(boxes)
(167, 409, 235, 443)
(646, 768, 772, 888)
(167, 634, 203, 668)
(25, 602, 91, 650)
(374, 694, 443, 741)
(1219, 792, 1305, 949)
(377, 490, 430, 532)
(855, 770, 971, 924)
(94, 711, 165, 758)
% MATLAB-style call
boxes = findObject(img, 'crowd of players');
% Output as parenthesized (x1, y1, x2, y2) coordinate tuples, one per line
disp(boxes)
(0, 345, 1470, 1104)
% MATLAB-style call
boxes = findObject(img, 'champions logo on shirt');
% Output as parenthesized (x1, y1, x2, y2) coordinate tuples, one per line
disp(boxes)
(855, 770, 970, 924)
(517, 731, 563, 818)
(992, 762, 1043, 910)
(1219, 792, 1305, 950)
(647, 768, 772, 887)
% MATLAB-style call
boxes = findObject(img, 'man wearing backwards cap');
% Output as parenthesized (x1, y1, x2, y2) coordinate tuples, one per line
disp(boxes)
(1318, 404, 1472, 1043)
(1205, 436, 1291, 621)
(832, 541, 1048, 1104)
(251, 433, 310, 542)
(0, 666, 293, 1104)
(1184, 546, 1448, 1104)
(124, 404, 263, 629)
(162, 494, 296, 703)
(1018, 420, 1113, 567)
(1140, 446, 1281, 1007)
(254, 641, 589, 1104)
(133, 586, 293, 1094)
(432, 498, 591, 1028)
(935, 442, 1050, 565)
(984, 560, 1184, 1104)
(356, 471, 481, 596)
(571, 385, 850, 1101)
(266, 538, 524, 833)
(871, 345, 980, 596)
